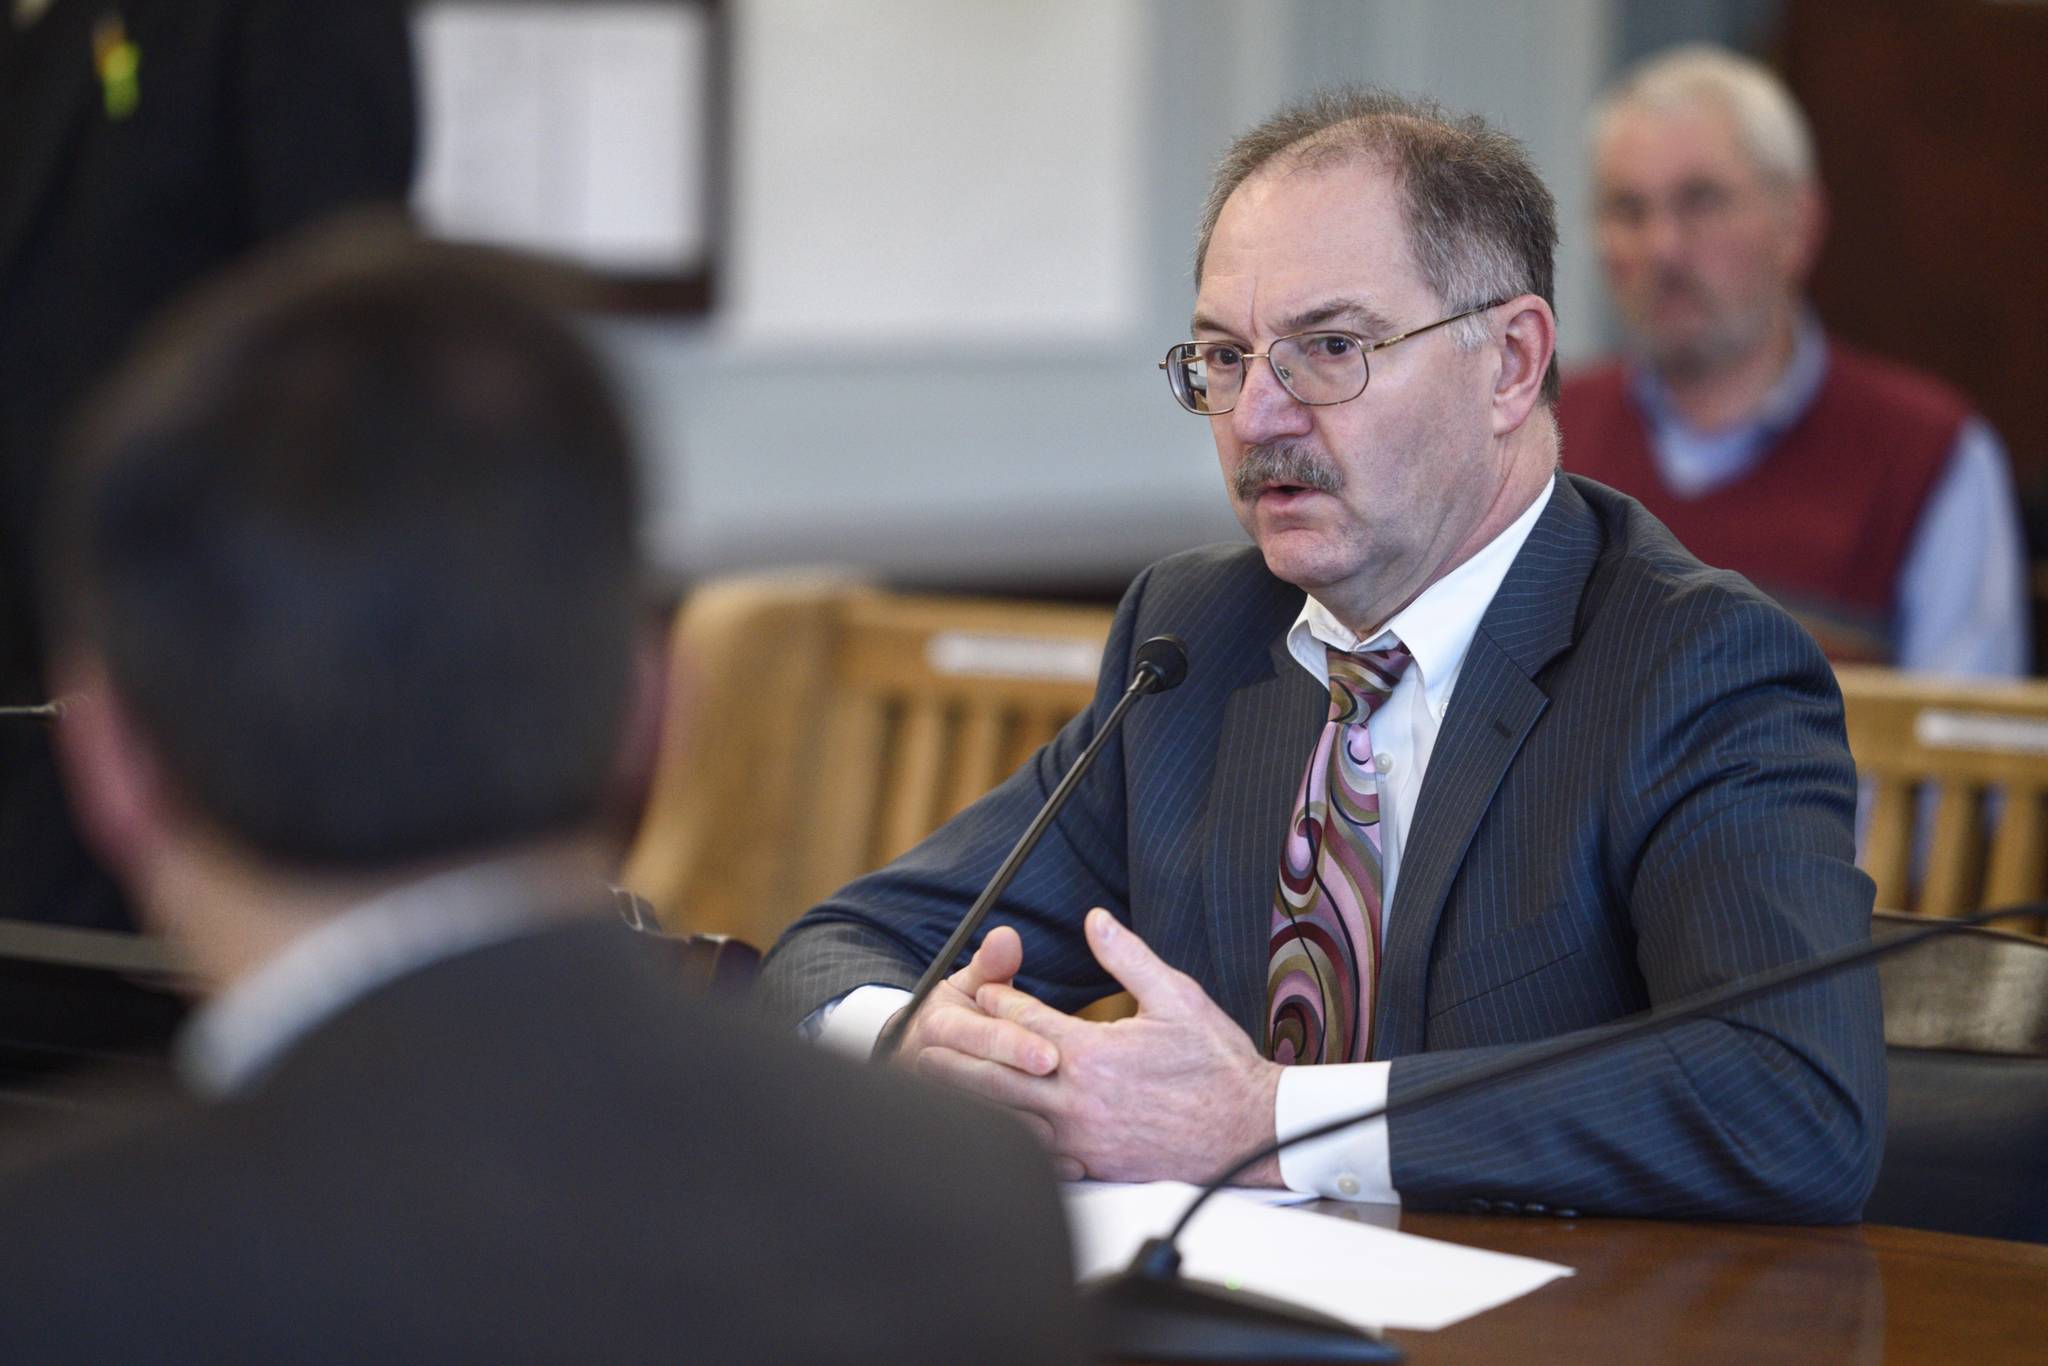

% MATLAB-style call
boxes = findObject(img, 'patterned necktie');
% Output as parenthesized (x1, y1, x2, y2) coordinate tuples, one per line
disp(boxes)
(1265, 642, 1412, 1065)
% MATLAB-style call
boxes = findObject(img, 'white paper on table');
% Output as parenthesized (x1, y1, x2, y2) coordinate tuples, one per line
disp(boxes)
(1063, 1181, 1573, 1334)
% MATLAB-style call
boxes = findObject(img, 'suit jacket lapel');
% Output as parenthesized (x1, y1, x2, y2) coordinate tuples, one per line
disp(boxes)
(1374, 477, 1605, 1057)
(1204, 628, 1325, 1042)
(0, 1, 99, 283)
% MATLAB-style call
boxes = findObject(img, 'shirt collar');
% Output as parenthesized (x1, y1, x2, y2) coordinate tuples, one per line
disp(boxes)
(177, 853, 607, 1099)
(1286, 475, 1556, 719)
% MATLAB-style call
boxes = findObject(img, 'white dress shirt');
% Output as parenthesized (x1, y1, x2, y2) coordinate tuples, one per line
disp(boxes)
(178, 856, 601, 1098)
(1270, 479, 1554, 1202)
(817, 478, 1556, 1204)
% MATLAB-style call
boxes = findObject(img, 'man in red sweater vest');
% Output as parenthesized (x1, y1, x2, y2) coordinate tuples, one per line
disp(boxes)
(1561, 44, 2027, 673)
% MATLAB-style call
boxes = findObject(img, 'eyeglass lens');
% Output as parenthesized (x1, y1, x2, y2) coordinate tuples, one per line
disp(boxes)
(1169, 332, 1367, 414)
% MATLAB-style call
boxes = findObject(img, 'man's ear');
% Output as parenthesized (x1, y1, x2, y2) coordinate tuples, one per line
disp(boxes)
(610, 625, 681, 840)
(1490, 294, 1556, 437)
(48, 657, 176, 885)
(1784, 181, 1827, 287)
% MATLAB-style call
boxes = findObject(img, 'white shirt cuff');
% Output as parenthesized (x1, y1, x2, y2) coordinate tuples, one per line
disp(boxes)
(810, 984, 914, 1060)
(1274, 1061, 1399, 1204)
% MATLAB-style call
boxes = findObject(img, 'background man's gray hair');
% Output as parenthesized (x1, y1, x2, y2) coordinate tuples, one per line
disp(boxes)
(1194, 87, 1558, 404)
(1593, 43, 1817, 187)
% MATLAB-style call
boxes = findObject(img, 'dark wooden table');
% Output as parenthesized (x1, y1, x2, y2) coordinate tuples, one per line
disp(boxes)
(1296, 1205, 2048, 1361)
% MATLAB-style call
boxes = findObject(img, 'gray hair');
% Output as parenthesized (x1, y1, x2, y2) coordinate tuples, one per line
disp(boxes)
(1194, 87, 1558, 403)
(1594, 44, 1816, 186)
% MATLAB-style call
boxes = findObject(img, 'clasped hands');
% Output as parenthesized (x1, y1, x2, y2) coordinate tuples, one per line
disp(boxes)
(888, 908, 1283, 1185)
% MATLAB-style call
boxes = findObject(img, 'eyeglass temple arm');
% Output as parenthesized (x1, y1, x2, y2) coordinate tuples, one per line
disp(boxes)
(1159, 297, 1509, 366)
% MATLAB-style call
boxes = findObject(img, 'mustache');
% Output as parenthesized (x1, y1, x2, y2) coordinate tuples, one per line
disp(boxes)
(1233, 442, 1343, 502)
(1648, 266, 1704, 300)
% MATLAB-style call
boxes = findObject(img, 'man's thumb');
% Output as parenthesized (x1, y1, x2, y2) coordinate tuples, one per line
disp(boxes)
(957, 923, 1024, 994)
(1085, 908, 1182, 1013)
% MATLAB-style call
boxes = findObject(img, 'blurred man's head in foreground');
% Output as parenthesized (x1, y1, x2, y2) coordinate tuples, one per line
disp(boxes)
(43, 218, 649, 940)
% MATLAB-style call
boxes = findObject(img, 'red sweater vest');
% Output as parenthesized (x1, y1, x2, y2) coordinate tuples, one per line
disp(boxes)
(1559, 343, 1968, 663)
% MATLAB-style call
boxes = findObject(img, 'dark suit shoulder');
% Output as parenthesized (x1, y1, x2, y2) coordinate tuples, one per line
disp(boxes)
(1119, 542, 1298, 687)
(677, 964, 1056, 1170)
(1132, 541, 1279, 609)
(1568, 474, 1827, 669)
(0, 924, 1084, 1364)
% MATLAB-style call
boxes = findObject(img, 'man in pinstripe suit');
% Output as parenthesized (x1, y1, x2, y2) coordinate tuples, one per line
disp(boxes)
(759, 89, 1884, 1222)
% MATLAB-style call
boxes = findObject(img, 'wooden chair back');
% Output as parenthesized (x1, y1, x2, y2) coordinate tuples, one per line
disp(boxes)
(1867, 910, 2048, 1243)
(622, 578, 1112, 950)
(1836, 665, 2048, 931)
(1874, 910, 2048, 1054)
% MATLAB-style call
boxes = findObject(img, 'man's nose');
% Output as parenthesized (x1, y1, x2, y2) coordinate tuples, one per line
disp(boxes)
(1637, 203, 1691, 264)
(1229, 355, 1314, 445)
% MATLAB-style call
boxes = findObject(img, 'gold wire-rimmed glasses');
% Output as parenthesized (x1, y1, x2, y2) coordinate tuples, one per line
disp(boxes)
(1159, 300, 1507, 415)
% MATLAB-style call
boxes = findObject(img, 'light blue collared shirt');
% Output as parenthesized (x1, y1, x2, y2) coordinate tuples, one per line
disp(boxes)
(1628, 316, 2029, 677)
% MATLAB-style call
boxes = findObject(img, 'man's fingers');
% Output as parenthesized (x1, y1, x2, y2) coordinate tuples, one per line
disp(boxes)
(914, 1045, 1057, 1112)
(916, 1000, 1058, 1076)
(1054, 1156, 1086, 1182)
(1010, 1108, 1059, 1151)
(1084, 907, 1190, 1015)
(951, 924, 1025, 997)
(975, 982, 1080, 1044)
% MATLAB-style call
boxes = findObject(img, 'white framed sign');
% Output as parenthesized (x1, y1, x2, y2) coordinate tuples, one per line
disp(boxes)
(411, 0, 720, 309)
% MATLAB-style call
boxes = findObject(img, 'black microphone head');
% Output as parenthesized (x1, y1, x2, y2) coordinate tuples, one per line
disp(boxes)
(1133, 635, 1190, 693)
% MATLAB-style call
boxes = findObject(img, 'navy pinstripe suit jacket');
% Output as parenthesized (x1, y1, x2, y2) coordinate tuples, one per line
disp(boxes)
(759, 475, 1885, 1222)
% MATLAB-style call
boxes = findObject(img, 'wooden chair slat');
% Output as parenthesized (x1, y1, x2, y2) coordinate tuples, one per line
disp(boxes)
(623, 578, 1112, 952)
(881, 697, 950, 864)
(1986, 788, 2047, 935)
(1863, 778, 1916, 914)
(1838, 665, 2048, 936)
(1922, 785, 1984, 921)
(948, 705, 1008, 821)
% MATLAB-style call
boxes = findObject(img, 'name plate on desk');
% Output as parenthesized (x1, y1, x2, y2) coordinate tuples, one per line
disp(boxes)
(926, 632, 1102, 682)
(1915, 709, 2048, 756)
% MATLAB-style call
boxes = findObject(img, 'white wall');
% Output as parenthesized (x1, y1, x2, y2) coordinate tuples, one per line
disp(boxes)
(726, 1, 1145, 343)
(603, 0, 1618, 591)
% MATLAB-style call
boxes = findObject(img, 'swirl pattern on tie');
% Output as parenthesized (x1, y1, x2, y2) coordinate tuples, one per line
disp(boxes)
(1265, 643, 1412, 1065)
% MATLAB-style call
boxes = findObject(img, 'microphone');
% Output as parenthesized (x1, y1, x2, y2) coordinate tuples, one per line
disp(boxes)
(1089, 902, 2048, 1363)
(872, 634, 1189, 1063)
